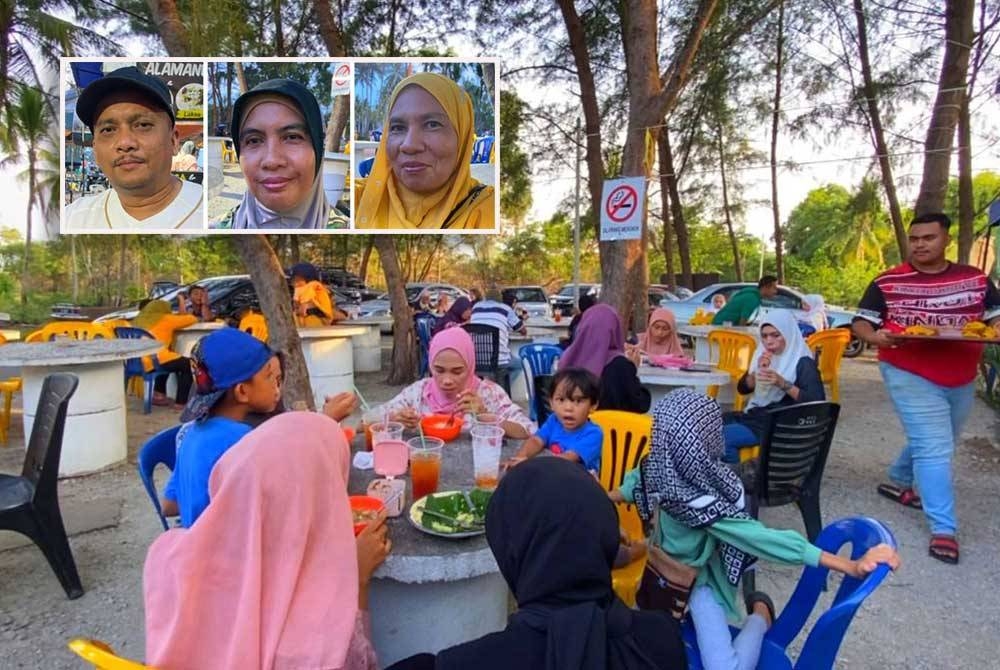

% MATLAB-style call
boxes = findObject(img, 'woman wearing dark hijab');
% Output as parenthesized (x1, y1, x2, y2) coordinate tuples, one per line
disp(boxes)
(386, 457, 687, 670)
(431, 296, 473, 335)
(213, 79, 331, 229)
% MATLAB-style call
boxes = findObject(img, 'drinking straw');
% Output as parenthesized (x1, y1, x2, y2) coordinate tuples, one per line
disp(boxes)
(417, 420, 427, 449)
(353, 384, 371, 412)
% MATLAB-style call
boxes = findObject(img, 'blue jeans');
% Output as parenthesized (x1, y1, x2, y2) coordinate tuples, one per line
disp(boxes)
(880, 362, 975, 536)
(689, 585, 767, 670)
(723, 423, 759, 463)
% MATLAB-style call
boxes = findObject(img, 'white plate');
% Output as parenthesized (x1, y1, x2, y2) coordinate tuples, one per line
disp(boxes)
(408, 490, 486, 539)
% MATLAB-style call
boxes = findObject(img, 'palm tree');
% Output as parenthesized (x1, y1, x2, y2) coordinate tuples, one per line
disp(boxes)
(9, 85, 50, 306)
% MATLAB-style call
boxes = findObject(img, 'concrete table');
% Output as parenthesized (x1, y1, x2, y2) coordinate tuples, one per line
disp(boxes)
(172, 321, 227, 357)
(638, 364, 732, 410)
(349, 433, 517, 666)
(524, 316, 570, 339)
(342, 317, 391, 373)
(0, 339, 161, 476)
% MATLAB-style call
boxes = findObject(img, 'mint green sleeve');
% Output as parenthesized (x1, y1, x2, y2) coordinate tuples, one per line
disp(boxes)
(707, 517, 822, 567)
(618, 467, 642, 503)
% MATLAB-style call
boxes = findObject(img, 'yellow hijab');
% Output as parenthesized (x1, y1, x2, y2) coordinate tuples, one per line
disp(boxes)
(355, 72, 494, 230)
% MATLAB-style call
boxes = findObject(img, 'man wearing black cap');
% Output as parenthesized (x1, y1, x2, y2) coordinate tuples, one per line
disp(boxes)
(64, 65, 203, 231)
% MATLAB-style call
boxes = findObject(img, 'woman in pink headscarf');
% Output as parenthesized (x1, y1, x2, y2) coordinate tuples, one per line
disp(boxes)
(636, 307, 684, 357)
(144, 412, 389, 669)
(384, 328, 535, 438)
(560, 304, 651, 413)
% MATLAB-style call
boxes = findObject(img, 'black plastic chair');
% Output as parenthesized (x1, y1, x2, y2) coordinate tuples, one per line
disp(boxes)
(462, 323, 510, 392)
(0, 373, 83, 599)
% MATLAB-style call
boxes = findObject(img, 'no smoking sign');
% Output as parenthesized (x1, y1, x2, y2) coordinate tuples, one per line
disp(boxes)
(600, 177, 646, 240)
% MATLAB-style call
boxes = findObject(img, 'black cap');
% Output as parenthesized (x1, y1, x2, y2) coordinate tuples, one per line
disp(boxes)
(230, 79, 324, 177)
(76, 66, 175, 130)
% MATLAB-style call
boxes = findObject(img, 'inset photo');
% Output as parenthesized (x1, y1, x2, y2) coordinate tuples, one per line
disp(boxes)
(354, 61, 498, 232)
(206, 61, 351, 231)
(62, 60, 206, 233)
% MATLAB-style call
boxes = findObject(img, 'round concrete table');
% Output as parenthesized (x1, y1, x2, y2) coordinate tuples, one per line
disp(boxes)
(524, 316, 570, 338)
(172, 321, 226, 358)
(638, 364, 732, 410)
(0, 339, 161, 476)
(349, 432, 517, 666)
(342, 317, 390, 373)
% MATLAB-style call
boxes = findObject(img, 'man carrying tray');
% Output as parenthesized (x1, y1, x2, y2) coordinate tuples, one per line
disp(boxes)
(853, 212, 1000, 564)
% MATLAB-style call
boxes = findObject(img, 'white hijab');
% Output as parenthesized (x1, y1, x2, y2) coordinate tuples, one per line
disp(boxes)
(747, 309, 813, 410)
(803, 294, 828, 331)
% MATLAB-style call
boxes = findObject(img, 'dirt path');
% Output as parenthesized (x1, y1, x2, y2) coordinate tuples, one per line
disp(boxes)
(0, 352, 996, 668)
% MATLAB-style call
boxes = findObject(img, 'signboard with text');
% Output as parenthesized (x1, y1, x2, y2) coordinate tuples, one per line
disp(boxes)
(600, 177, 645, 241)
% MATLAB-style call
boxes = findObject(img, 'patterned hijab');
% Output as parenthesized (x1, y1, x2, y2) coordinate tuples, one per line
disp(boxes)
(634, 389, 756, 586)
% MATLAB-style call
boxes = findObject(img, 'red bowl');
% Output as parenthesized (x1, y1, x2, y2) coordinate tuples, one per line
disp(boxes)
(349, 495, 384, 536)
(420, 414, 463, 442)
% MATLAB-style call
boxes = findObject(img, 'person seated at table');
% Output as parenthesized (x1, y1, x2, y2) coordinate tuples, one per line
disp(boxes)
(431, 296, 472, 335)
(354, 72, 495, 230)
(634, 307, 684, 356)
(132, 299, 197, 409)
(384, 328, 535, 439)
(145, 412, 390, 669)
(801, 293, 828, 333)
(722, 310, 824, 463)
(469, 288, 527, 383)
(561, 292, 596, 349)
(413, 290, 434, 319)
(560, 304, 650, 414)
(177, 283, 215, 322)
(506, 367, 603, 471)
(712, 276, 779, 325)
(611, 389, 899, 670)
(291, 262, 344, 327)
(710, 293, 727, 312)
(384, 457, 686, 670)
(468, 287, 484, 305)
(435, 292, 453, 317)
(171, 140, 198, 172)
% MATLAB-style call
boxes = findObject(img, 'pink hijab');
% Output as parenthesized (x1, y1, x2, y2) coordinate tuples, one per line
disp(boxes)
(423, 327, 481, 413)
(144, 412, 359, 669)
(636, 308, 683, 356)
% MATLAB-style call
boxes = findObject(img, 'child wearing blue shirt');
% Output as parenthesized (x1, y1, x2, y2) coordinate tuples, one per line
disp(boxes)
(508, 368, 604, 471)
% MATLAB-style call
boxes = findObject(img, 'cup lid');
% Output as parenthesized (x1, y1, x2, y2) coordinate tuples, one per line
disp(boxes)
(373, 439, 408, 477)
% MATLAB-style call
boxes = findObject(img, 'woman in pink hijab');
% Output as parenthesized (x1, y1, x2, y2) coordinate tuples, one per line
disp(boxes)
(144, 412, 389, 669)
(636, 308, 684, 356)
(383, 328, 535, 438)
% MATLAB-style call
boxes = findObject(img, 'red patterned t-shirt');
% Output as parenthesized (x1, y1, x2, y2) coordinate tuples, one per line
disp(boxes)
(855, 262, 1000, 386)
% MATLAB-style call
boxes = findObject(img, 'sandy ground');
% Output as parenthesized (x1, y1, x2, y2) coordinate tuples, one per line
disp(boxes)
(0, 344, 997, 669)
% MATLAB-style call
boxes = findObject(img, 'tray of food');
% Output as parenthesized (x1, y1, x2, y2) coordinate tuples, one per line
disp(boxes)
(888, 322, 1000, 344)
(408, 489, 493, 539)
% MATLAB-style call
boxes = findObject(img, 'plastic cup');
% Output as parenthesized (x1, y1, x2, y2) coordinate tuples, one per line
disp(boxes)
(370, 421, 404, 448)
(408, 437, 444, 500)
(473, 412, 502, 429)
(471, 425, 504, 490)
(362, 406, 386, 451)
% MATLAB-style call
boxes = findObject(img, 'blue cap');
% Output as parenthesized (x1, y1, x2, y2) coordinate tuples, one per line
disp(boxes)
(180, 327, 274, 422)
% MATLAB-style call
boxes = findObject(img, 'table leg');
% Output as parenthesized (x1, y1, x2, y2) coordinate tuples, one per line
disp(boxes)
(352, 325, 382, 373)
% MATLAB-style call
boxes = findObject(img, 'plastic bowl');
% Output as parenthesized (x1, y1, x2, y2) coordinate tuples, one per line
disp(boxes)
(341, 425, 356, 444)
(349, 495, 385, 536)
(420, 414, 463, 442)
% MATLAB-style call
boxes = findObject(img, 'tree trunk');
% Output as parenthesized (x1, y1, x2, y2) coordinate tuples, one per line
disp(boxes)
(769, 0, 785, 283)
(235, 237, 314, 409)
(21, 149, 34, 308)
(854, 0, 908, 260)
(272, 0, 285, 55)
(325, 94, 350, 153)
(70, 235, 79, 302)
(359, 237, 374, 284)
(657, 131, 676, 289)
(290, 234, 301, 264)
(235, 62, 248, 94)
(314, 0, 347, 56)
(661, 130, 693, 288)
(374, 237, 418, 384)
(957, 90, 974, 263)
(914, 0, 974, 216)
(718, 124, 743, 281)
(144, 0, 190, 56)
(117, 236, 128, 307)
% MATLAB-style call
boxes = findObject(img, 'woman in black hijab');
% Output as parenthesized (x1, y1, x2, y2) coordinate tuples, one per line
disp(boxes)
(387, 457, 687, 670)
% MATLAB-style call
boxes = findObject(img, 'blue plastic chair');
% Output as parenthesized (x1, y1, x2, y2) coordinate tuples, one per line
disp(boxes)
(415, 316, 434, 377)
(682, 516, 898, 670)
(137, 425, 182, 531)
(114, 326, 171, 415)
(519, 344, 562, 421)
(358, 157, 375, 178)
(472, 136, 494, 164)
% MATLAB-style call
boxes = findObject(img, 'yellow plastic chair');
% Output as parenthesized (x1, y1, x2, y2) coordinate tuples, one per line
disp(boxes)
(0, 333, 21, 446)
(706, 330, 756, 411)
(238, 311, 269, 342)
(689, 308, 714, 326)
(806, 329, 852, 403)
(67, 638, 151, 669)
(592, 410, 653, 607)
(25, 321, 114, 342)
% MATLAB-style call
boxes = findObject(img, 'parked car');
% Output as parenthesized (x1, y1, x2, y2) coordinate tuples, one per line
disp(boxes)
(502, 286, 551, 319)
(149, 281, 180, 299)
(50, 303, 87, 320)
(658, 282, 863, 357)
(549, 283, 601, 316)
(356, 283, 470, 330)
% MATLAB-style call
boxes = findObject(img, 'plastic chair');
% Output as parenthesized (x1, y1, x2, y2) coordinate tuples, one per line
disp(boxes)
(519, 344, 562, 421)
(114, 327, 169, 415)
(592, 410, 653, 607)
(358, 156, 375, 177)
(706, 330, 756, 411)
(25, 321, 114, 342)
(806, 329, 851, 403)
(462, 323, 510, 392)
(138, 425, 182, 531)
(0, 373, 83, 598)
(415, 316, 435, 377)
(472, 136, 495, 164)
(0, 332, 21, 447)
(683, 516, 897, 670)
(239, 311, 269, 342)
(68, 638, 151, 669)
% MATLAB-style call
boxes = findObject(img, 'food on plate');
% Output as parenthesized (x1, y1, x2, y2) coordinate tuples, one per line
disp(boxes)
(416, 489, 492, 534)
(961, 321, 994, 339)
(352, 508, 379, 523)
(903, 324, 938, 336)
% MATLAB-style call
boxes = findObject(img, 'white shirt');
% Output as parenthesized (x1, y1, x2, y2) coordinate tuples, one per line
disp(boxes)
(64, 180, 203, 232)
(470, 300, 524, 365)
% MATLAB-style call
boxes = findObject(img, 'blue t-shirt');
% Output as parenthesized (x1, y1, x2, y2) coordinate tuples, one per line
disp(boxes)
(535, 414, 604, 471)
(163, 417, 252, 528)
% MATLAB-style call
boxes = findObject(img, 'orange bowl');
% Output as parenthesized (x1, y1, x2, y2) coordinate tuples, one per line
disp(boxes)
(349, 496, 384, 536)
(342, 425, 356, 444)
(420, 414, 463, 442)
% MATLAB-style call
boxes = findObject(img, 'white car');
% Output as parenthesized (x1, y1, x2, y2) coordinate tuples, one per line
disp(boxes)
(502, 286, 552, 319)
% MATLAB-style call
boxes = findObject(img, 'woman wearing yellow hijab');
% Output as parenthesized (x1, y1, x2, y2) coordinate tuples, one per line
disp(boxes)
(355, 72, 495, 230)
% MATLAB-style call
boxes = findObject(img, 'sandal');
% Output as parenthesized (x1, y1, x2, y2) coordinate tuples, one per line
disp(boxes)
(744, 591, 776, 626)
(877, 483, 923, 510)
(151, 394, 172, 407)
(929, 535, 959, 564)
